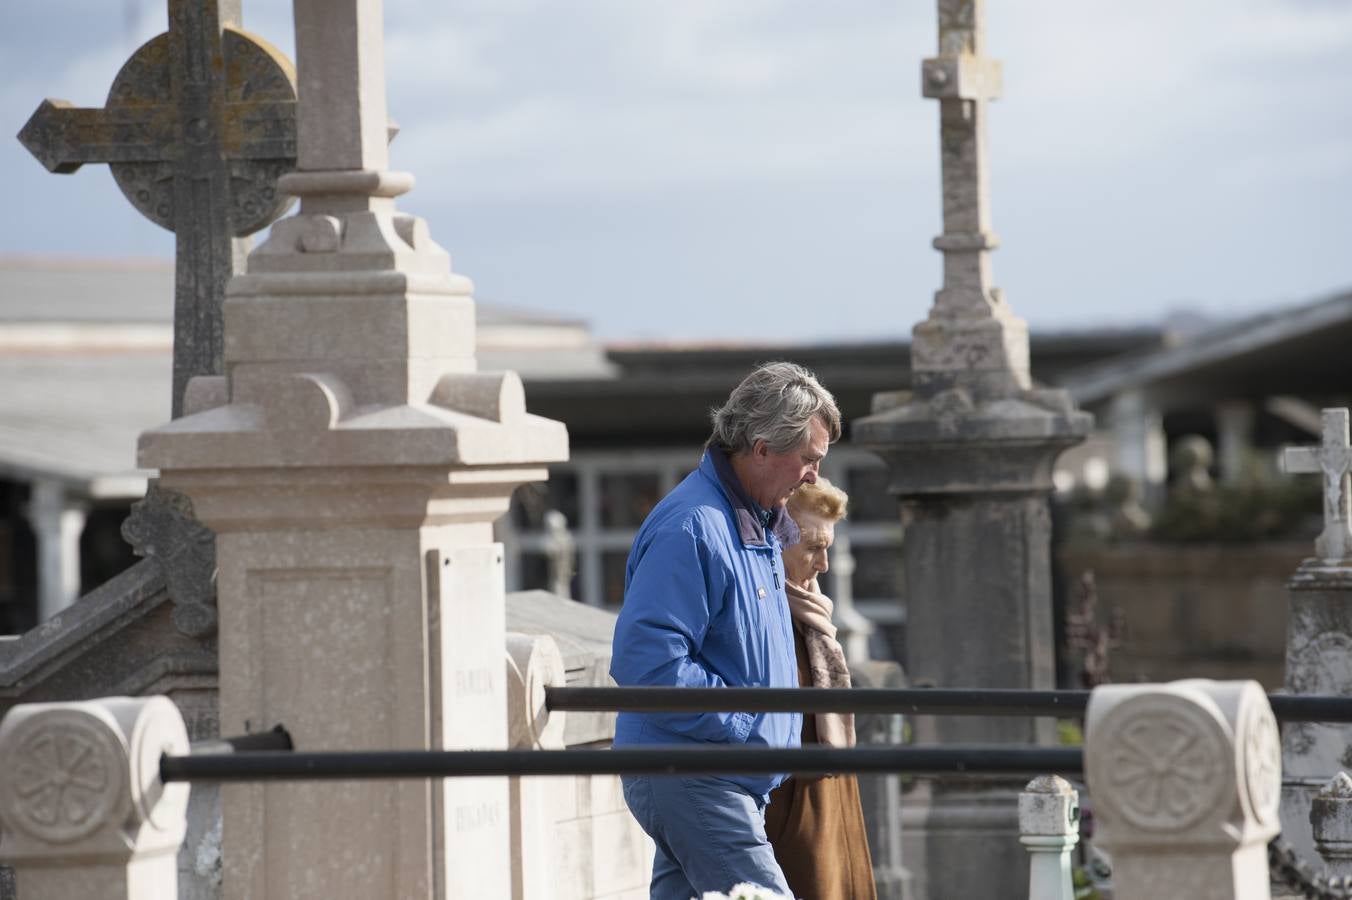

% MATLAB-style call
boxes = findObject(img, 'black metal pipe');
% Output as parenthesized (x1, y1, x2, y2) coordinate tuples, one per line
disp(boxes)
(546, 687, 1352, 724)
(190, 724, 294, 756)
(161, 744, 1083, 784)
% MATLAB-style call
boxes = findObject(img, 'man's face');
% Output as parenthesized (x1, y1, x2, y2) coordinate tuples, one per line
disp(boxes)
(749, 416, 830, 509)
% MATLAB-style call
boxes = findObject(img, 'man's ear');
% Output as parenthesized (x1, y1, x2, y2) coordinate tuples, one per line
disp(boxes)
(751, 439, 769, 460)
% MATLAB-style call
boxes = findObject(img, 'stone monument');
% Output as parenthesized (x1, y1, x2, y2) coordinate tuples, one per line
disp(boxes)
(1086, 680, 1282, 900)
(136, 1, 568, 897)
(18, 0, 296, 418)
(852, 2, 1090, 897)
(0, 696, 191, 900)
(1279, 408, 1352, 868)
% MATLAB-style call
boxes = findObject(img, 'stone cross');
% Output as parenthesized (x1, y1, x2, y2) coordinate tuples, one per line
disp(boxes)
(17, 0, 296, 417)
(912, 0, 1030, 395)
(1283, 408, 1352, 561)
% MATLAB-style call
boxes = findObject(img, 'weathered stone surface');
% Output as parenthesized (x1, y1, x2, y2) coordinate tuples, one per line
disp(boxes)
(1283, 409, 1352, 562)
(122, 483, 217, 638)
(1086, 680, 1281, 900)
(1311, 772, 1352, 878)
(1018, 776, 1078, 900)
(17, 0, 298, 417)
(0, 695, 190, 900)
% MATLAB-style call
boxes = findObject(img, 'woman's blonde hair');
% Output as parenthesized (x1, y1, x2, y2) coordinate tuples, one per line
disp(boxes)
(787, 476, 848, 524)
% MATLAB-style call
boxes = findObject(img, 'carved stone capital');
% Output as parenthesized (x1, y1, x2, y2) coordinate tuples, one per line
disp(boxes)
(0, 696, 189, 868)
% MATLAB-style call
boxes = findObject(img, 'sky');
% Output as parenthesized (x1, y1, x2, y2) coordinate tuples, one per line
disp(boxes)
(5, 0, 1352, 343)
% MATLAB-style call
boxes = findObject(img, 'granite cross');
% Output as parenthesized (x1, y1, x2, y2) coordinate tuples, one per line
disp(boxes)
(911, 0, 1030, 394)
(1284, 408, 1352, 561)
(17, 0, 296, 417)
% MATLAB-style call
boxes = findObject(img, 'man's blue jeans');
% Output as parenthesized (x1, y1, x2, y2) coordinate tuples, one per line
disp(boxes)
(621, 774, 793, 900)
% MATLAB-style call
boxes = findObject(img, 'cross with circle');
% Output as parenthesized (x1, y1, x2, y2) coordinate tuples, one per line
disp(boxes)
(17, 0, 297, 417)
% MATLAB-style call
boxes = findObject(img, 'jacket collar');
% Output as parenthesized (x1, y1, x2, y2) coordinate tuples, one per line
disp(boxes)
(703, 447, 800, 549)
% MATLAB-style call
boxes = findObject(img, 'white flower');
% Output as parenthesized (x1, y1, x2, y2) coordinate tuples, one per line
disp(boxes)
(695, 884, 795, 900)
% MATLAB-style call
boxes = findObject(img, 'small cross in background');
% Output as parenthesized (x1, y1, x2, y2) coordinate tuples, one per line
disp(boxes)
(1283, 408, 1352, 561)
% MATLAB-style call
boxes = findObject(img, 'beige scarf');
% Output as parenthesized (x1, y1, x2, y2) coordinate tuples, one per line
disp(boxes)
(784, 580, 855, 748)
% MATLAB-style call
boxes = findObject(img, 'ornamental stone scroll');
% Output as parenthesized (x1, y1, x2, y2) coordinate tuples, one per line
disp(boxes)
(0, 696, 191, 900)
(1086, 679, 1281, 900)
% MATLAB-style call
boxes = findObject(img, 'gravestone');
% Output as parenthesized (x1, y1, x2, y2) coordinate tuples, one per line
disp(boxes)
(18, 0, 296, 417)
(1278, 408, 1352, 869)
(852, 2, 1091, 897)
(137, 1, 568, 898)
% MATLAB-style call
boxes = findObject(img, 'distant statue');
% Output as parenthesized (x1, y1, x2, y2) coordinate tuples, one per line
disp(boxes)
(543, 510, 576, 600)
(1171, 435, 1215, 493)
(1103, 474, 1152, 539)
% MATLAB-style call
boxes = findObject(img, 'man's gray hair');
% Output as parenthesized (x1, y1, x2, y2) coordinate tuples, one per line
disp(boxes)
(709, 362, 842, 455)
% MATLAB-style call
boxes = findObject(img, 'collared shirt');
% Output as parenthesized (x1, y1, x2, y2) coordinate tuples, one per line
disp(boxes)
(609, 447, 802, 800)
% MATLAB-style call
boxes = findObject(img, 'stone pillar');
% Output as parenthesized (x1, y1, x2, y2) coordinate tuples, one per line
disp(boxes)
(1311, 773, 1352, 880)
(24, 478, 88, 622)
(505, 633, 567, 900)
(1018, 776, 1078, 900)
(136, 0, 568, 896)
(1216, 400, 1256, 484)
(1278, 409, 1352, 867)
(1109, 390, 1167, 506)
(0, 696, 191, 900)
(1086, 680, 1282, 900)
(853, 3, 1090, 897)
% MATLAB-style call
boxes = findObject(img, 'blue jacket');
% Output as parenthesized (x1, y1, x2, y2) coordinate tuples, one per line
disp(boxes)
(610, 448, 802, 800)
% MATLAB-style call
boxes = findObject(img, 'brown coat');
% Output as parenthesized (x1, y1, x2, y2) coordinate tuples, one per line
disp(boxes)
(764, 626, 878, 900)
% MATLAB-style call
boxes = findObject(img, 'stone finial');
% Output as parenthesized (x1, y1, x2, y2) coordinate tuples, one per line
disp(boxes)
(0, 696, 190, 900)
(505, 632, 567, 751)
(1019, 775, 1079, 900)
(1086, 680, 1281, 900)
(1019, 775, 1080, 837)
(1312, 772, 1352, 873)
(1282, 408, 1352, 562)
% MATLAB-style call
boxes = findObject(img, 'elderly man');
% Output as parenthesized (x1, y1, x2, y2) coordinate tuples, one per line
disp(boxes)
(610, 361, 842, 900)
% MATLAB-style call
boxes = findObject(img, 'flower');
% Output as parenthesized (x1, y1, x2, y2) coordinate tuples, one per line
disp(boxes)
(697, 883, 795, 900)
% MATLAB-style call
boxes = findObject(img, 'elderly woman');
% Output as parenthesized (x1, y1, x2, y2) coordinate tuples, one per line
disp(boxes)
(763, 477, 877, 900)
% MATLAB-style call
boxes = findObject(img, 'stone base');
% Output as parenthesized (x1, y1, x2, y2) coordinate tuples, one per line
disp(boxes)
(901, 782, 1027, 900)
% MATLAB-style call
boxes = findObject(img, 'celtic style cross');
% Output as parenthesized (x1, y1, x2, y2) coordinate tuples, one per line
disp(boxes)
(17, 0, 296, 417)
(1283, 408, 1352, 561)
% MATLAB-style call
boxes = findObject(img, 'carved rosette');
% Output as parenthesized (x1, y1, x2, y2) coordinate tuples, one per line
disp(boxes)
(0, 697, 191, 868)
(0, 709, 126, 845)
(1094, 697, 1229, 832)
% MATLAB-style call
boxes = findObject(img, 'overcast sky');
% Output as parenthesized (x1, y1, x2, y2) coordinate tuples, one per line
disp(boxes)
(5, 1, 1351, 342)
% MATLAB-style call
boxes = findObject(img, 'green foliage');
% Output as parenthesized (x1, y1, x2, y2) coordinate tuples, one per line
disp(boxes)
(1057, 719, 1084, 747)
(1149, 478, 1321, 543)
(1072, 867, 1102, 900)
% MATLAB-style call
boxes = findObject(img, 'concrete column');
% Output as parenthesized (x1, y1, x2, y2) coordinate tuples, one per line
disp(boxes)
(1109, 390, 1167, 505)
(1018, 776, 1078, 900)
(1216, 400, 1256, 484)
(0, 696, 190, 900)
(137, 1, 568, 896)
(25, 478, 87, 622)
(1086, 680, 1281, 900)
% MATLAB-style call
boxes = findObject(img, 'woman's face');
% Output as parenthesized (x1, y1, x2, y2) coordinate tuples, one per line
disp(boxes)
(783, 511, 835, 589)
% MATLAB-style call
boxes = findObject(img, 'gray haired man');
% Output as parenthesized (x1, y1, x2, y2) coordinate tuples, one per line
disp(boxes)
(610, 362, 842, 899)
